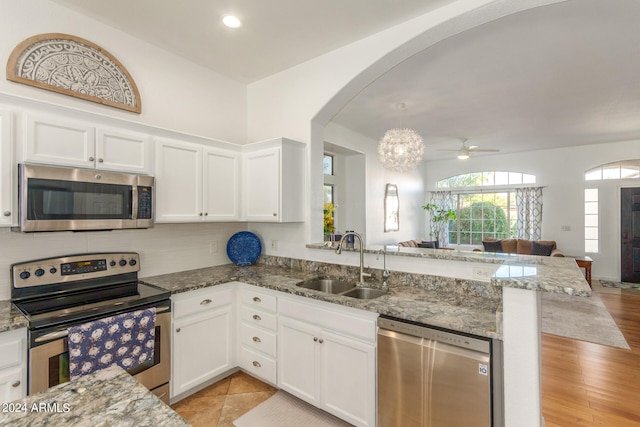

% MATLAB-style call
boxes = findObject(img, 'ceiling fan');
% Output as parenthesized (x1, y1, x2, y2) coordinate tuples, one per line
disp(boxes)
(437, 138, 500, 159)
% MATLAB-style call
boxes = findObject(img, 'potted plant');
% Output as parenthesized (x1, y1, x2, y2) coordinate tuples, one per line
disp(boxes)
(422, 203, 457, 248)
(323, 203, 336, 241)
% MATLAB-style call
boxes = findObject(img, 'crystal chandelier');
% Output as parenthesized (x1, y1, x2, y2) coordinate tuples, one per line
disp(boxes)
(377, 104, 425, 172)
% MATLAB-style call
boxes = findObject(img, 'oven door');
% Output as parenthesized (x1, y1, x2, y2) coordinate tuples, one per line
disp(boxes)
(28, 307, 171, 403)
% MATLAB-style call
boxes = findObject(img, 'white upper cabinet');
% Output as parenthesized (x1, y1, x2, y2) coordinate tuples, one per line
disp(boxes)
(242, 138, 305, 222)
(0, 109, 14, 226)
(155, 138, 240, 222)
(95, 127, 150, 173)
(24, 113, 151, 174)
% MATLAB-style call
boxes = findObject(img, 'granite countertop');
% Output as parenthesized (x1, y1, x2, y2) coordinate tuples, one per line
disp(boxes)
(0, 365, 189, 427)
(307, 243, 592, 297)
(0, 300, 29, 333)
(141, 263, 503, 339)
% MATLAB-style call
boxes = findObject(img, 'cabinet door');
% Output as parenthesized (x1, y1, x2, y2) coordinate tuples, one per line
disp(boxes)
(155, 139, 202, 222)
(203, 148, 240, 221)
(243, 148, 280, 221)
(172, 306, 233, 397)
(24, 113, 95, 168)
(320, 330, 376, 427)
(0, 368, 24, 403)
(0, 109, 13, 226)
(95, 128, 150, 174)
(278, 317, 319, 405)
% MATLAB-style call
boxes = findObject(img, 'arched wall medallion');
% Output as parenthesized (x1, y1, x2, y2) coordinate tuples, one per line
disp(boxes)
(6, 33, 141, 113)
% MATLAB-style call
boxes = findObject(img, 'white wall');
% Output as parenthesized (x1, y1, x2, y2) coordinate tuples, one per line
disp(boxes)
(0, 0, 247, 143)
(424, 139, 640, 280)
(0, 0, 250, 298)
(246, 0, 567, 264)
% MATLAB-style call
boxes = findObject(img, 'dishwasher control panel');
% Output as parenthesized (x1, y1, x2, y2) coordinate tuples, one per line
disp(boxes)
(377, 316, 491, 353)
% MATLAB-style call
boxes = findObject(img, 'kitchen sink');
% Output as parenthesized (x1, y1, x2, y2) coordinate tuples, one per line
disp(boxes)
(340, 288, 387, 300)
(296, 278, 357, 294)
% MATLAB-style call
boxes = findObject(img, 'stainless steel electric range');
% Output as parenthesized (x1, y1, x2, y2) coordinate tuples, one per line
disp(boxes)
(11, 252, 172, 403)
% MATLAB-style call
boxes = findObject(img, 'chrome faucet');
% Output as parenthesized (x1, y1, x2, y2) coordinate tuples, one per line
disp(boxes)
(380, 248, 391, 287)
(336, 231, 371, 284)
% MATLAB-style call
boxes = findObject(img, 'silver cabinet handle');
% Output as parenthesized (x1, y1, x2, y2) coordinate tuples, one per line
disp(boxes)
(98, 158, 104, 163)
(200, 299, 212, 305)
(11, 381, 20, 388)
(273, 213, 277, 217)
(89, 156, 95, 161)
(3, 211, 10, 217)
(252, 336, 261, 343)
(199, 213, 203, 216)
(252, 361, 261, 368)
(253, 296, 261, 303)
(313, 337, 318, 342)
(176, 328, 181, 333)
(252, 314, 261, 321)
(319, 338, 324, 344)
(204, 212, 208, 216)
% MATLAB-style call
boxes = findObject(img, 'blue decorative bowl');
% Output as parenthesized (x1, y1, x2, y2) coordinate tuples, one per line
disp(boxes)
(226, 231, 262, 266)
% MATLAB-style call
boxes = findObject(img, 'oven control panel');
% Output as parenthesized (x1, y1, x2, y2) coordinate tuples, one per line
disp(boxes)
(11, 252, 140, 288)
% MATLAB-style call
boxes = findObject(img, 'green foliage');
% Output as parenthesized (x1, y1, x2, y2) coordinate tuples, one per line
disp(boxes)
(449, 201, 509, 244)
(422, 203, 457, 239)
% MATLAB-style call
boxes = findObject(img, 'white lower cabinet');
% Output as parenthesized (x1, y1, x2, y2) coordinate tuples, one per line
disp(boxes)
(278, 297, 377, 427)
(237, 285, 278, 385)
(171, 284, 235, 400)
(0, 328, 27, 403)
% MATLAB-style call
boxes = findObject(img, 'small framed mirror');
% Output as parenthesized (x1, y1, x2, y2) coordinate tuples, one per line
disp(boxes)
(384, 184, 399, 232)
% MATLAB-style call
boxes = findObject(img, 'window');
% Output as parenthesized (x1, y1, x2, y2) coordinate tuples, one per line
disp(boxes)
(449, 192, 517, 245)
(433, 171, 535, 245)
(437, 171, 535, 188)
(323, 154, 334, 176)
(584, 188, 598, 253)
(585, 160, 640, 181)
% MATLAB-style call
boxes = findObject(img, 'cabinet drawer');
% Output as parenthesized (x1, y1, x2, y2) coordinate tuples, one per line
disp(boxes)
(240, 347, 276, 385)
(173, 287, 234, 320)
(239, 306, 277, 331)
(239, 323, 277, 357)
(0, 336, 22, 370)
(239, 288, 277, 313)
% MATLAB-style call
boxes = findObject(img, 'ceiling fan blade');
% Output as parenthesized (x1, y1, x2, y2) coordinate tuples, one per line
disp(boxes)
(435, 149, 460, 152)
(468, 145, 478, 149)
(470, 149, 500, 152)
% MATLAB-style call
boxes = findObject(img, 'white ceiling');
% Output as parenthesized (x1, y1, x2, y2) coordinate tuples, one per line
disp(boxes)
(49, 0, 452, 83)
(50, 0, 640, 160)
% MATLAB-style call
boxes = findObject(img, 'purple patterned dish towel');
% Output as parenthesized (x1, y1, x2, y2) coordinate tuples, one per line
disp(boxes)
(68, 308, 156, 380)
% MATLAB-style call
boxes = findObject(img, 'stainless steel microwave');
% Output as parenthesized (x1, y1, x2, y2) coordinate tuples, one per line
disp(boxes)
(18, 164, 154, 232)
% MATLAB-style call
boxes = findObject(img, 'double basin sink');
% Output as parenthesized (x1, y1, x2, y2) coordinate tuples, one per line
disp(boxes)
(296, 278, 387, 300)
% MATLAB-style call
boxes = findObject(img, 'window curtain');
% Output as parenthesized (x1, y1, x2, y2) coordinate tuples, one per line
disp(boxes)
(515, 187, 543, 240)
(428, 191, 455, 248)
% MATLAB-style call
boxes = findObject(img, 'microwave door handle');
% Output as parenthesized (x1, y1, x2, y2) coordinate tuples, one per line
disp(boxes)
(131, 186, 138, 220)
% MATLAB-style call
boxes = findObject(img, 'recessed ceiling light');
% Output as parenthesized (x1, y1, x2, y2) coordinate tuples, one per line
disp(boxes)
(222, 15, 242, 29)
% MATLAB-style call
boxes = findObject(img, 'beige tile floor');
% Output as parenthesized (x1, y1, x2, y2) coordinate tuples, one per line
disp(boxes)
(171, 371, 277, 427)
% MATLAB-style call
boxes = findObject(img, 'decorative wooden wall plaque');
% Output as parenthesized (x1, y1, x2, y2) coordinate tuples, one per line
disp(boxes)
(6, 33, 141, 113)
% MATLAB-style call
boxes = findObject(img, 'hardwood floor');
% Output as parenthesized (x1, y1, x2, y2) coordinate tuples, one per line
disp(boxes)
(542, 291, 640, 426)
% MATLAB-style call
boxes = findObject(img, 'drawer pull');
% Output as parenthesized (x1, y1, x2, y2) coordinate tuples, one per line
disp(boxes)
(176, 328, 181, 333)
(313, 337, 318, 342)
(252, 336, 261, 343)
(253, 361, 261, 368)
(200, 299, 212, 305)
(319, 338, 324, 344)
(253, 296, 262, 303)
(252, 314, 261, 321)
(11, 381, 20, 388)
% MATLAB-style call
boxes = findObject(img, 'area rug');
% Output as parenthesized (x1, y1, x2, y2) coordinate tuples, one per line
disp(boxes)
(541, 291, 629, 349)
(233, 390, 352, 427)
(599, 279, 640, 289)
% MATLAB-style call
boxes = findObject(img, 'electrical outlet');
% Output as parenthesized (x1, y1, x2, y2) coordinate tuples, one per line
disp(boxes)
(210, 241, 219, 254)
(561, 225, 571, 231)
(472, 267, 494, 281)
(271, 240, 278, 251)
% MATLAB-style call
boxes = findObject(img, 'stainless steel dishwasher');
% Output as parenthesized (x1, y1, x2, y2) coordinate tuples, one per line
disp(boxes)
(377, 316, 503, 427)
